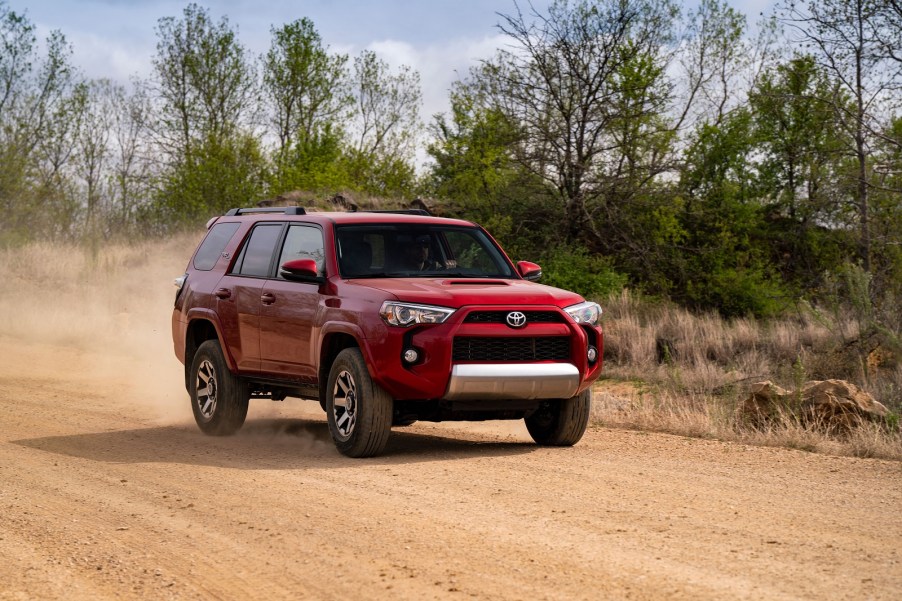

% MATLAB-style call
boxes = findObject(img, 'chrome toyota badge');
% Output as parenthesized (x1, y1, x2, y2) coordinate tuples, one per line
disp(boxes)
(506, 311, 527, 328)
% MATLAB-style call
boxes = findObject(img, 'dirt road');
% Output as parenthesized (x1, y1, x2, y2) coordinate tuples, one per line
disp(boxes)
(1, 337, 900, 600)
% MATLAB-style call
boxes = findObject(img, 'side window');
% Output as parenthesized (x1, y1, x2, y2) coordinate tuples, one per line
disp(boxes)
(193, 222, 240, 271)
(277, 225, 325, 277)
(232, 223, 282, 278)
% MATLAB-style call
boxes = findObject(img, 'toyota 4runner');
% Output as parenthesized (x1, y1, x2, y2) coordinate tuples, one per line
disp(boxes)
(172, 207, 603, 457)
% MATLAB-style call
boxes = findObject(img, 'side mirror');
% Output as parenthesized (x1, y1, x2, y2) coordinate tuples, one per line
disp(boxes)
(280, 258, 322, 283)
(517, 260, 542, 282)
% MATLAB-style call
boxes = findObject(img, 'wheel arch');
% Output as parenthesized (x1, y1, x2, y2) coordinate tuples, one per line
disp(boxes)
(318, 327, 366, 407)
(184, 315, 229, 391)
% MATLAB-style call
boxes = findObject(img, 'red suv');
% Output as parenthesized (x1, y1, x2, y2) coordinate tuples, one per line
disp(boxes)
(172, 207, 603, 457)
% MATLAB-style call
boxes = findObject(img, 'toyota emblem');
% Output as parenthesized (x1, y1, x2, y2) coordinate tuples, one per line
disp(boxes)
(506, 311, 527, 328)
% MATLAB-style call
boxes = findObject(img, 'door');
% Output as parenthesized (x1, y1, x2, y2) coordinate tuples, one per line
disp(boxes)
(259, 224, 325, 380)
(214, 222, 284, 373)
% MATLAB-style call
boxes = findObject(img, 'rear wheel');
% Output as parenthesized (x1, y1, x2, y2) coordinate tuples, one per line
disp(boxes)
(525, 389, 591, 446)
(326, 348, 393, 458)
(189, 340, 249, 436)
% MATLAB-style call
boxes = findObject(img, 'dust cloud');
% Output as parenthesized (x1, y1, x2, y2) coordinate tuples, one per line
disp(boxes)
(0, 234, 201, 426)
(0, 233, 533, 443)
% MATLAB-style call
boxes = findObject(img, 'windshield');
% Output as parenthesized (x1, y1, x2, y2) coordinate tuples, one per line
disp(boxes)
(335, 224, 516, 279)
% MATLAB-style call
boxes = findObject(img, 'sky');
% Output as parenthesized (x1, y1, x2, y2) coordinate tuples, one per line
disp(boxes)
(15, 0, 777, 125)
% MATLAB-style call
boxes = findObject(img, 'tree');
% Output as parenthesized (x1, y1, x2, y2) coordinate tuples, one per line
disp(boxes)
(673, 0, 750, 131)
(427, 83, 521, 206)
(471, 0, 679, 246)
(151, 3, 256, 160)
(0, 1, 79, 241)
(71, 80, 111, 236)
(676, 109, 788, 316)
(780, 0, 902, 272)
(346, 50, 421, 196)
(749, 55, 850, 289)
(263, 18, 350, 156)
(108, 80, 153, 233)
(262, 18, 351, 195)
(870, 116, 902, 295)
(156, 132, 266, 225)
(150, 3, 259, 224)
(427, 83, 558, 256)
(875, 1, 902, 67)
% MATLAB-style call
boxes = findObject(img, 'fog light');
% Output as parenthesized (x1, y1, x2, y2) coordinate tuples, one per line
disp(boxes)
(403, 348, 419, 364)
(587, 346, 598, 363)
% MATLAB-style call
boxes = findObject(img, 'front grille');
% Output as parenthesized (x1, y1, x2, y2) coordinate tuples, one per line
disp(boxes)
(464, 311, 566, 324)
(453, 337, 570, 362)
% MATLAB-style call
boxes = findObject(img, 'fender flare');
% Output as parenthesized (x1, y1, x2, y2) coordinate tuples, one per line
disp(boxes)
(317, 322, 377, 379)
(184, 308, 238, 372)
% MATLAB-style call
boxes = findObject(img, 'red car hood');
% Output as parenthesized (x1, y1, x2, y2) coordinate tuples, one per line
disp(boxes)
(354, 277, 584, 309)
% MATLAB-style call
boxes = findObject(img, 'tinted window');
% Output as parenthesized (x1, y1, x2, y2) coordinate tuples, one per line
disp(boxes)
(277, 225, 325, 277)
(193, 222, 240, 271)
(335, 224, 514, 278)
(233, 224, 282, 277)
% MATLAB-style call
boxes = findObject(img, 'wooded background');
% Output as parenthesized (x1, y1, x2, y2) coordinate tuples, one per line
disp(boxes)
(1, 0, 900, 322)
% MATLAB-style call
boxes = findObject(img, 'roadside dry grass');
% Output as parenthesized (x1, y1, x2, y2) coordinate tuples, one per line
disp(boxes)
(597, 289, 902, 460)
(2, 237, 899, 460)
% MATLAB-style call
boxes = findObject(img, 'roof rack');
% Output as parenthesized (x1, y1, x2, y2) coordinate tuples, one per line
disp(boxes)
(223, 206, 431, 217)
(348, 208, 431, 216)
(225, 207, 307, 216)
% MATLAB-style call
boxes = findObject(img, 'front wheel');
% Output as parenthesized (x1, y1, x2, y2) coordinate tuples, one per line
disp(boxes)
(189, 340, 249, 435)
(326, 348, 393, 457)
(525, 389, 591, 446)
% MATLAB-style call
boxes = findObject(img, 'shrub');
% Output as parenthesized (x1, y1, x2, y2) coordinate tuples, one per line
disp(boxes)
(539, 247, 627, 300)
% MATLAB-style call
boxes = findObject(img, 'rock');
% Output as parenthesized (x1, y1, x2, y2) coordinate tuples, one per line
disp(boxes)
(738, 379, 889, 433)
(738, 381, 791, 428)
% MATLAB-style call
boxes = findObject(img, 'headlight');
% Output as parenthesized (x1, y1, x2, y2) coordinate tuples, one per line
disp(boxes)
(565, 301, 602, 325)
(380, 302, 456, 327)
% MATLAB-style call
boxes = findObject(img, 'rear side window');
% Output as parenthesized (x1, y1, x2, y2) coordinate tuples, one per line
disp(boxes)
(232, 223, 283, 277)
(193, 222, 240, 271)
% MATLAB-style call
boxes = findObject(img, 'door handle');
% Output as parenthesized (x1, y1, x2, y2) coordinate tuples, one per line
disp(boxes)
(214, 288, 231, 300)
(261, 292, 276, 305)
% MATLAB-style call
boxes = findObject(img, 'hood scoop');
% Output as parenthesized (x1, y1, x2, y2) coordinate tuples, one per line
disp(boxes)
(445, 279, 510, 286)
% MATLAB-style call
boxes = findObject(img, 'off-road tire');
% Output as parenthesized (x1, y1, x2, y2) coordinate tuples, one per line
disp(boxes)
(326, 348, 393, 458)
(525, 389, 591, 446)
(189, 340, 249, 436)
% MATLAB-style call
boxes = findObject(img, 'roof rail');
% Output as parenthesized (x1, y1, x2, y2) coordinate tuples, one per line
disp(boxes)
(225, 207, 307, 216)
(348, 208, 431, 216)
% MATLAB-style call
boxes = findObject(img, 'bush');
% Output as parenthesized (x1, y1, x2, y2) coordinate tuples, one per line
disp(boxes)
(539, 247, 627, 300)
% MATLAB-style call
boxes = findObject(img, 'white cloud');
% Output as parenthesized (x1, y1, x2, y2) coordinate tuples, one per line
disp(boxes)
(367, 34, 507, 123)
(64, 31, 154, 82)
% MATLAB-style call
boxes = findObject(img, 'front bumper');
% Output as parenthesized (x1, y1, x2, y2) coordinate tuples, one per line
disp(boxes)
(363, 304, 603, 401)
(443, 363, 580, 400)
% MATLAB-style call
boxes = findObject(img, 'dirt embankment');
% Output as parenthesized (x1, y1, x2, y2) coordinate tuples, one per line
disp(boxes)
(0, 239, 900, 599)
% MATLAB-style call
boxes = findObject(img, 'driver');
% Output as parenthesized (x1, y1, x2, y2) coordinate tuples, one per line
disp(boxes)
(399, 235, 439, 271)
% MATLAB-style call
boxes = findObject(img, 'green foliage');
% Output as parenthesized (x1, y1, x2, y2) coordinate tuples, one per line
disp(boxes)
(154, 132, 266, 226)
(268, 125, 348, 194)
(427, 84, 521, 205)
(870, 116, 902, 298)
(263, 18, 350, 155)
(341, 148, 417, 198)
(686, 262, 787, 318)
(673, 110, 791, 317)
(153, 3, 256, 153)
(538, 247, 628, 301)
(349, 50, 421, 171)
(0, 0, 900, 334)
